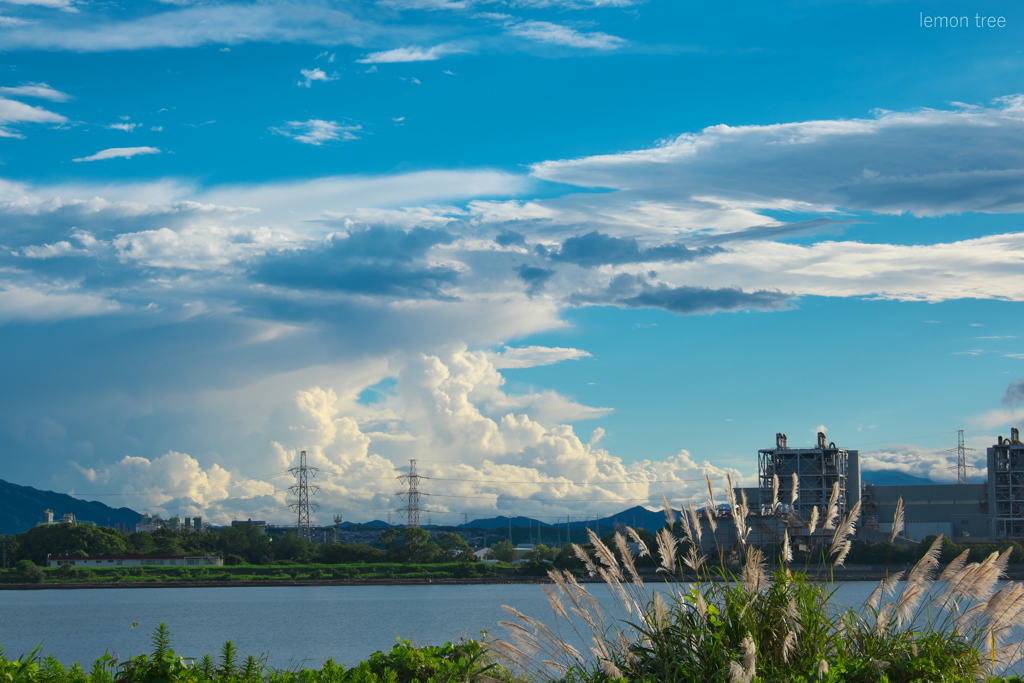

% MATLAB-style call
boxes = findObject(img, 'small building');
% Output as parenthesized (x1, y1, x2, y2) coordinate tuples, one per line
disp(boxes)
(35, 510, 97, 528)
(48, 555, 223, 568)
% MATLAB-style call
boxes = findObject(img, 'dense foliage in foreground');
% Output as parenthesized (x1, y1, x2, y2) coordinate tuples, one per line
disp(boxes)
(0, 625, 512, 683)
(491, 478, 1024, 683)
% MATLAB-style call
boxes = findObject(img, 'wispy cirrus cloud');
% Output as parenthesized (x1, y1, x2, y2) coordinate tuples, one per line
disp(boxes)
(0, 2, 385, 51)
(0, 0, 78, 10)
(72, 146, 161, 162)
(356, 42, 466, 63)
(506, 19, 626, 49)
(0, 82, 71, 101)
(0, 95, 67, 137)
(271, 119, 362, 146)
(0, 96, 66, 124)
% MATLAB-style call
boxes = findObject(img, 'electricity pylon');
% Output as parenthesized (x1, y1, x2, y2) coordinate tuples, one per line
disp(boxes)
(397, 459, 428, 528)
(289, 450, 319, 541)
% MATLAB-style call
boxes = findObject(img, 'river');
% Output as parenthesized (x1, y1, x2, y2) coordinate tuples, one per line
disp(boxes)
(0, 581, 904, 669)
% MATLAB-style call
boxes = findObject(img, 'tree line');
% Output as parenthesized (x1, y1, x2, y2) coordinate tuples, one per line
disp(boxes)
(0, 523, 483, 567)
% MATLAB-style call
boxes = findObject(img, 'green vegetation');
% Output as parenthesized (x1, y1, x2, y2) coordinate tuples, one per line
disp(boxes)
(0, 624, 511, 683)
(1, 523, 485, 572)
(491, 480, 1024, 683)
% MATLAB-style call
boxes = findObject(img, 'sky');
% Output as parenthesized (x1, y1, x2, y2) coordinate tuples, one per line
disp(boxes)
(2, 0, 1024, 526)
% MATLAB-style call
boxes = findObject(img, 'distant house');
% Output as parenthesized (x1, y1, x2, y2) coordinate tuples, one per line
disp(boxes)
(48, 555, 223, 568)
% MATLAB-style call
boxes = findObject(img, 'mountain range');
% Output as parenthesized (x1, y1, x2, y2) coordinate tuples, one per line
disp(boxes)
(2, 470, 951, 536)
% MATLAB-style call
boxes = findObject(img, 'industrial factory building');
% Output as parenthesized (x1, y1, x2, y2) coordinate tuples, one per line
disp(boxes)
(720, 427, 1024, 549)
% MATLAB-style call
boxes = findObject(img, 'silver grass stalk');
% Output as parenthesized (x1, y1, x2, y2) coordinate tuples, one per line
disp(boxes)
(542, 585, 570, 623)
(938, 548, 971, 583)
(695, 590, 708, 620)
(875, 602, 896, 634)
(614, 530, 643, 587)
(728, 635, 756, 683)
(904, 534, 942, 588)
(823, 482, 840, 531)
(790, 471, 799, 505)
(705, 507, 718, 533)
(741, 546, 771, 594)
(964, 549, 1011, 603)
(686, 500, 703, 544)
(983, 583, 1024, 636)
(684, 545, 707, 573)
(572, 543, 599, 577)
(735, 488, 750, 545)
(832, 540, 852, 568)
(661, 494, 676, 527)
(894, 582, 926, 627)
(600, 659, 623, 680)
(626, 527, 652, 558)
(786, 597, 800, 622)
(706, 473, 716, 509)
(771, 473, 780, 513)
(652, 591, 668, 630)
(808, 506, 819, 535)
(866, 571, 904, 611)
(678, 502, 694, 544)
(656, 527, 678, 573)
(937, 558, 982, 611)
(781, 631, 796, 663)
(782, 529, 793, 565)
(889, 497, 905, 543)
(588, 529, 622, 580)
(828, 499, 861, 567)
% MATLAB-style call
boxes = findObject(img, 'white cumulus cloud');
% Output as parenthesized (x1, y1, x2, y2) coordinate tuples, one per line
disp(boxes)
(298, 67, 336, 87)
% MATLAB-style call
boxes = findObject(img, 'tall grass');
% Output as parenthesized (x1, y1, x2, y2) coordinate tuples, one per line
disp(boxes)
(490, 477, 1024, 683)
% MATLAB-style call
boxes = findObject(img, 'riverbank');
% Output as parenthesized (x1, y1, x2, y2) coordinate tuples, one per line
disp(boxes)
(0, 575, 565, 589)
(8, 563, 1024, 589)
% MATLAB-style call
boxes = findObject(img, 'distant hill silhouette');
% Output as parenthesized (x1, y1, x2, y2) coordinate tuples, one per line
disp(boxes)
(460, 507, 666, 533)
(339, 519, 392, 528)
(0, 479, 141, 535)
(459, 515, 555, 530)
(861, 470, 941, 486)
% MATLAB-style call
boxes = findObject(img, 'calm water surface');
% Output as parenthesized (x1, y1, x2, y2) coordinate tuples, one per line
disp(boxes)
(0, 582, 879, 668)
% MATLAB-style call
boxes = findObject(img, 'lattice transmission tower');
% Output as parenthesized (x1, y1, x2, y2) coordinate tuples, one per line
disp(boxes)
(289, 450, 320, 541)
(947, 430, 979, 485)
(397, 459, 428, 528)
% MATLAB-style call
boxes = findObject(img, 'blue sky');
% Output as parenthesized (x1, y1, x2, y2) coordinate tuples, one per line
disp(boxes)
(2, 0, 1024, 524)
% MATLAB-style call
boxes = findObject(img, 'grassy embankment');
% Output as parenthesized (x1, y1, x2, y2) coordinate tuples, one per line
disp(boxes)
(0, 562, 505, 585)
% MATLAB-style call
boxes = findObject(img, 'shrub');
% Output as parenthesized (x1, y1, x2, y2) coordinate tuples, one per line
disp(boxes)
(491, 479, 1024, 683)
(14, 559, 45, 583)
